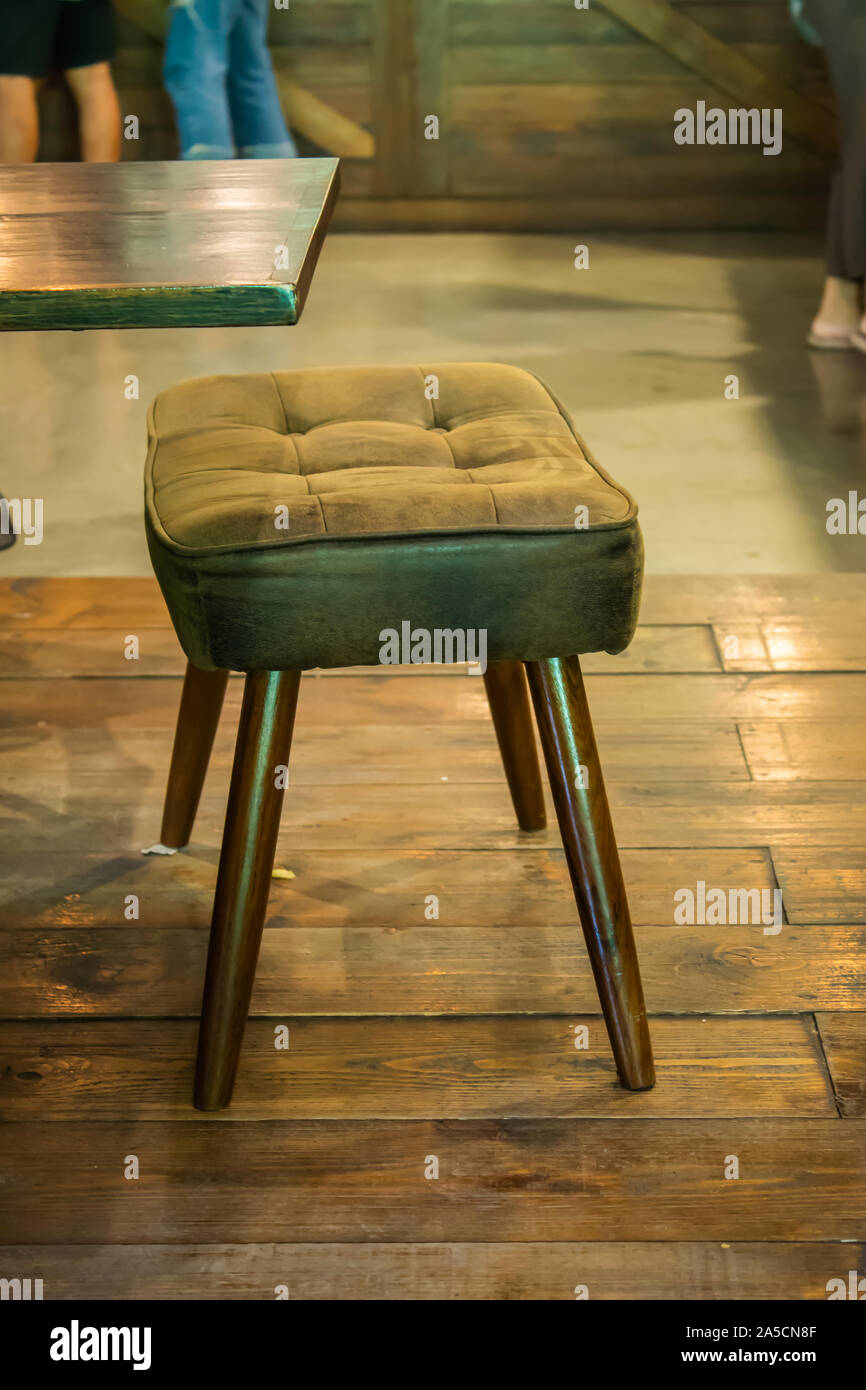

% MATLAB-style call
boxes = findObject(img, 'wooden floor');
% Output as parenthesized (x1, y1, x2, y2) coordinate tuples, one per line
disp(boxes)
(0, 575, 864, 1300)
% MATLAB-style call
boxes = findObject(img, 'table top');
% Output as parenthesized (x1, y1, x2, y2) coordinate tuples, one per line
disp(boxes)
(0, 158, 339, 331)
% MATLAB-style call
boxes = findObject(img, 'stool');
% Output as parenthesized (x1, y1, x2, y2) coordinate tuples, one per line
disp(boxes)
(146, 362, 655, 1109)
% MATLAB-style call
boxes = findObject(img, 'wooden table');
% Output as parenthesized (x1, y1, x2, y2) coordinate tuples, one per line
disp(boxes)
(0, 158, 340, 331)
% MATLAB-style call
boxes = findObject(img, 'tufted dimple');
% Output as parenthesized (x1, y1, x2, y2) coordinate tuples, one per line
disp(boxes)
(294, 419, 455, 476)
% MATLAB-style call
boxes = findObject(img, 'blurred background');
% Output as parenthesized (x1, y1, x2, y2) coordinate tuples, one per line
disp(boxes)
(37, 0, 836, 231)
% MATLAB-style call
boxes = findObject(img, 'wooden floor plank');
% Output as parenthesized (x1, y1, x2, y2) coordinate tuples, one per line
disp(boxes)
(1, 718, 751, 787)
(639, 575, 866, 628)
(0, 847, 776, 930)
(739, 721, 866, 780)
(3, 671, 866, 728)
(4, 780, 865, 851)
(0, 922, 862, 1016)
(0, 629, 186, 679)
(815, 1014, 866, 1118)
(774, 850, 866, 925)
(1, 1240, 860, 1300)
(0, 577, 169, 629)
(0, 1016, 834, 1120)
(713, 622, 866, 673)
(0, 623, 722, 678)
(2, 1119, 863, 1242)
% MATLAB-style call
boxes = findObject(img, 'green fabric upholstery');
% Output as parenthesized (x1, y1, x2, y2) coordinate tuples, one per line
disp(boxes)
(145, 363, 644, 671)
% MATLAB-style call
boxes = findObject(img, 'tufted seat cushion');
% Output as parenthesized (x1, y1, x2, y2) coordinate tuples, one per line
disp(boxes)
(145, 363, 643, 671)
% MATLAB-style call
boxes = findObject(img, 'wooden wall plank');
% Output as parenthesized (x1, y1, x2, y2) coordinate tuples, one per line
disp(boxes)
(270, 1, 373, 47)
(678, 2, 795, 45)
(448, 36, 828, 100)
(737, 43, 833, 106)
(452, 43, 691, 84)
(332, 193, 825, 231)
(413, 0, 450, 194)
(452, 80, 726, 129)
(112, 44, 372, 88)
(2, 1119, 863, 1242)
(449, 4, 636, 47)
(450, 150, 822, 198)
(598, 0, 835, 154)
(370, 0, 415, 195)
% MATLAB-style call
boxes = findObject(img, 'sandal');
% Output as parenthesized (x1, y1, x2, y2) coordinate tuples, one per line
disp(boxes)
(807, 323, 857, 350)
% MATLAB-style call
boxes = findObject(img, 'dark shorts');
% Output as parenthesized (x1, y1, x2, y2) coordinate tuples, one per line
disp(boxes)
(0, 1, 115, 78)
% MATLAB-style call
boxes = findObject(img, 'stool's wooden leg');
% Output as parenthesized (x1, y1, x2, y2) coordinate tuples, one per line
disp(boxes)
(525, 655, 655, 1090)
(482, 660, 546, 831)
(160, 662, 230, 849)
(194, 669, 301, 1111)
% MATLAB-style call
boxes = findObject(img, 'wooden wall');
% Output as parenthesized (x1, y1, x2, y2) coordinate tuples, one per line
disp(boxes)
(36, 0, 836, 230)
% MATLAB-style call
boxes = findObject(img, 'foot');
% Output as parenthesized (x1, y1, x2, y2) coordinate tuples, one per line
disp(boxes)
(809, 276, 863, 347)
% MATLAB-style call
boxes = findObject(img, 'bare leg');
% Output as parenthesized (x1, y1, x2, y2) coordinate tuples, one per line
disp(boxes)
(810, 275, 863, 346)
(64, 61, 121, 161)
(806, 1, 866, 346)
(0, 76, 39, 162)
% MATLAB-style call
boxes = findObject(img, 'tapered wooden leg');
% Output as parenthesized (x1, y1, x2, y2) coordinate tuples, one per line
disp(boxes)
(483, 661, 546, 831)
(194, 669, 302, 1111)
(160, 662, 230, 849)
(525, 655, 655, 1090)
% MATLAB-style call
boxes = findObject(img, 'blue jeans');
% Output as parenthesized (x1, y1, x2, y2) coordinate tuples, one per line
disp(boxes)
(164, 0, 297, 159)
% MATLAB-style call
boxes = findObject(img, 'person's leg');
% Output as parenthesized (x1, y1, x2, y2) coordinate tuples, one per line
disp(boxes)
(805, 0, 866, 344)
(0, 0, 61, 162)
(0, 76, 40, 162)
(0, 3, 60, 540)
(64, 63, 121, 161)
(164, 0, 236, 159)
(55, 0, 120, 160)
(227, 0, 297, 157)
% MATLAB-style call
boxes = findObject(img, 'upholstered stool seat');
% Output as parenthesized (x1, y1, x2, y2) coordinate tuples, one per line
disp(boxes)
(147, 362, 655, 1111)
(146, 363, 642, 671)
